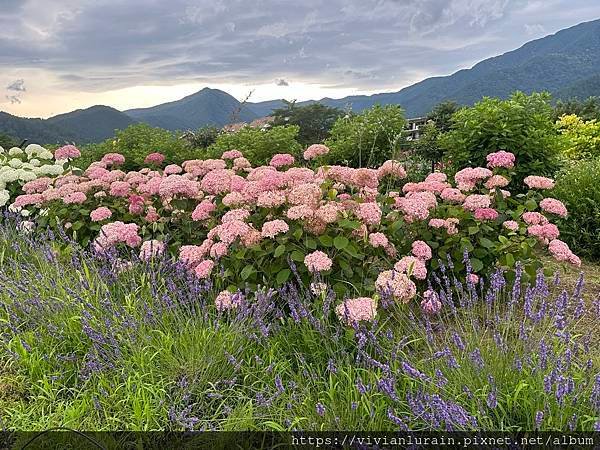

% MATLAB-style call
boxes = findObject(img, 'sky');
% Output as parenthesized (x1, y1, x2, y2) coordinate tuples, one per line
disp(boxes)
(0, 0, 599, 118)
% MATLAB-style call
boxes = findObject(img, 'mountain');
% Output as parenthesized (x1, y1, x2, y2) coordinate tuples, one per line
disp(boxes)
(0, 111, 77, 145)
(0, 105, 135, 145)
(125, 87, 258, 130)
(248, 18, 600, 117)
(47, 105, 136, 144)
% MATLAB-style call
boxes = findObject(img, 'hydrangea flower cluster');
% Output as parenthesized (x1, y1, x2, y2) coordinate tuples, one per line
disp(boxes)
(0, 144, 69, 207)
(11, 146, 581, 325)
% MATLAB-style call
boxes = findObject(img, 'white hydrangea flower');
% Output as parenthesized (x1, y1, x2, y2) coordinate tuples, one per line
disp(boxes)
(29, 159, 41, 167)
(0, 170, 19, 183)
(18, 170, 37, 182)
(8, 147, 24, 156)
(24, 144, 45, 157)
(8, 204, 22, 213)
(9, 158, 23, 168)
(0, 146, 4, 154)
(0, 189, 9, 207)
(37, 150, 54, 160)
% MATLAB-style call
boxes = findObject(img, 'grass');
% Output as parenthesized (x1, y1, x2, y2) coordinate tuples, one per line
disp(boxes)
(0, 223, 599, 434)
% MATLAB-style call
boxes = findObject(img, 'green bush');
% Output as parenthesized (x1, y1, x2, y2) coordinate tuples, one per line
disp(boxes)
(553, 158, 600, 260)
(271, 101, 345, 146)
(325, 105, 406, 167)
(78, 124, 199, 171)
(440, 92, 561, 188)
(557, 114, 600, 160)
(206, 125, 302, 166)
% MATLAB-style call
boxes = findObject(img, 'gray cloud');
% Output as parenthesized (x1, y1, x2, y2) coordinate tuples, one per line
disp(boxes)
(275, 78, 289, 86)
(0, 0, 598, 97)
(6, 95, 21, 104)
(7, 79, 26, 92)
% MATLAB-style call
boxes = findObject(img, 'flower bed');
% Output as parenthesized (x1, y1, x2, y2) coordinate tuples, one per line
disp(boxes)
(0, 144, 73, 208)
(13, 146, 579, 315)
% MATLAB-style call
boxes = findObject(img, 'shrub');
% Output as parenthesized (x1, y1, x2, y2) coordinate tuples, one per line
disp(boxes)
(207, 125, 302, 166)
(440, 92, 561, 188)
(0, 144, 69, 208)
(325, 105, 406, 167)
(271, 101, 345, 146)
(15, 147, 580, 303)
(553, 158, 600, 260)
(557, 114, 600, 160)
(78, 124, 198, 172)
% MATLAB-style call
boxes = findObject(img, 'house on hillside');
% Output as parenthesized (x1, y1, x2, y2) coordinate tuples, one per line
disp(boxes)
(222, 116, 275, 133)
(405, 117, 428, 141)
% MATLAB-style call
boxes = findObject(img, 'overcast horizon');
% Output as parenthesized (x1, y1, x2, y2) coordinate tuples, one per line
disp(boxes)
(1, 0, 600, 118)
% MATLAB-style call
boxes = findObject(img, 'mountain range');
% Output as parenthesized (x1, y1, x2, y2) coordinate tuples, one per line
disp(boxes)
(1, 18, 600, 145)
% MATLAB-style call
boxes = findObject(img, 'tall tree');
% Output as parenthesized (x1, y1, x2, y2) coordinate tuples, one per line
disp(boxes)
(271, 101, 345, 146)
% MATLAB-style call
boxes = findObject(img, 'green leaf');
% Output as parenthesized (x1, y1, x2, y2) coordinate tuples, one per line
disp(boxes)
(506, 253, 515, 267)
(241, 265, 254, 281)
(334, 236, 349, 250)
(274, 244, 286, 258)
(471, 258, 484, 272)
(305, 237, 317, 249)
(290, 250, 305, 262)
(318, 235, 333, 247)
(276, 269, 291, 285)
(468, 226, 479, 235)
(479, 237, 495, 249)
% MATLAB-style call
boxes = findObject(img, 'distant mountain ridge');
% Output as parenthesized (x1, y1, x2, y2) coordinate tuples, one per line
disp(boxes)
(248, 18, 600, 117)
(1, 19, 600, 144)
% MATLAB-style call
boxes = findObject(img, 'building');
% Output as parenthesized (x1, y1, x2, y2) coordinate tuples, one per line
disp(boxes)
(405, 117, 428, 141)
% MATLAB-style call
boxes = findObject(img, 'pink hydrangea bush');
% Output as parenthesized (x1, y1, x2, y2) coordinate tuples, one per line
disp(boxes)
(18, 148, 580, 318)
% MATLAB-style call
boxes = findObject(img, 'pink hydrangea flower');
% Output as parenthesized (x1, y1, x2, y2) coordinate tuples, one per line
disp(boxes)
(375, 270, 416, 302)
(486, 150, 515, 169)
(356, 202, 382, 225)
(194, 260, 215, 279)
(368, 232, 389, 248)
(304, 250, 333, 273)
(109, 181, 131, 197)
(421, 290, 441, 315)
(522, 212, 549, 225)
(90, 207, 112, 222)
(54, 145, 81, 160)
(378, 160, 407, 179)
(467, 273, 479, 284)
(128, 195, 145, 215)
(527, 223, 560, 243)
(139, 240, 166, 261)
(502, 220, 519, 231)
(209, 242, 229, 259)
(540, 198, 567, 217)
(524, 176, 555, 190)
(94, 221, 141, 252)
(484, 175, 510, 189)
(411, 240, 432, 260)
(201, 169, 233, 195)
(303, 144, 330, 160)
(63, 192, 87, 204)
(145, 207, 160, 223)
(101, 153, 126, 166)
(463, 194, 491, 211)
(335, 297, 377, 325)
(269, 153, 295, 168)
(261, 219, 289, 238)
(440, 188, 466, 203)
(222, 150, 243, 160)
(394, 256, 427, 280)
(22, 178, 53, 194)
(164, 164, 183, 175)
(548, 239, 581, 267)
(215, 290, 243, 311)
(222, 209, 250, 223)
(474, 208, 499, 221)
(144, 152, 165, 165)
(191, 200, 216, 221)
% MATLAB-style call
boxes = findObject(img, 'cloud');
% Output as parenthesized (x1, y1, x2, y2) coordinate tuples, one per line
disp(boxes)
(275, 78, 289, 86)
(7, 79, 26, 92)
(6, 95, 21, 104)
(0, 0, 598, 104)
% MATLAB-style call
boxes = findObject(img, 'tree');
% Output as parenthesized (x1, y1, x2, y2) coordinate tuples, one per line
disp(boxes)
(440, 92, 561, 188)
(325, 104, 406, 168)
(0, 132, 17, 150)
(554, 97, 600, 122)
(427, 100, 460, 132)
(412, 121, 443, 172)
(271, 101, 344, 146)
(181, 126, 220, 148)
(207, 125, 302, 166)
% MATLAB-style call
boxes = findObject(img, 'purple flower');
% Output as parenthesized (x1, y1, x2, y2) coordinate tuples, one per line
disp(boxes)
(315, 402, 325, 417)
(535, 410, 544, 430)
